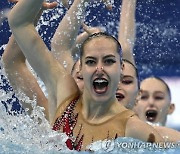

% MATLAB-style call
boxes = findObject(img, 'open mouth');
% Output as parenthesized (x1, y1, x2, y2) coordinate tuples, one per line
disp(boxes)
(145, 110, 158, 122)
(93, 78, 108, 94)
(116, 92, 125, 102)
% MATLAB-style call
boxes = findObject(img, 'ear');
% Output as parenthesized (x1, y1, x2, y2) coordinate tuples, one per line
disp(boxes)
(121, 62, 125, 71)
(134, 94, 140, 107)
(134, 99, 138, 107)
(78, 70, 83, 78)
(168, 103, 175, 115)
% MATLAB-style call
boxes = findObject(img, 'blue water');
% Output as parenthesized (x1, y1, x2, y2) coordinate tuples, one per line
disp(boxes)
(0, 70, 180, 153)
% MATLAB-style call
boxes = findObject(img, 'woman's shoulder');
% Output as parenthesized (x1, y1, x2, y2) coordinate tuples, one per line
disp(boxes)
(52, 91, 81, 124)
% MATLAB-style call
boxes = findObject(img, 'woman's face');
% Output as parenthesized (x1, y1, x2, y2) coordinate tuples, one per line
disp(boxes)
(116, 62, 138, 109)
(81, 36, 121, 103)
(133, 78, 173, 126)
(71, 60, 84, 91)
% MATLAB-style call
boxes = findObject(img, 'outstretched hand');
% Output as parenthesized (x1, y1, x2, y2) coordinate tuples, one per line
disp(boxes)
(82, 23, 103, 35)
(8, 0, 58, 25)
(102, 0, 113, 10)
(8, 0, 58, 10)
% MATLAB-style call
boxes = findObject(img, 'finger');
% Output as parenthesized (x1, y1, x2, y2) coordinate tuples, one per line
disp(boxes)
(42, 2, 58, 10)
(82, 23, 92, 35)
(8, 0, 18, 3)
(102, 0, 112, 10)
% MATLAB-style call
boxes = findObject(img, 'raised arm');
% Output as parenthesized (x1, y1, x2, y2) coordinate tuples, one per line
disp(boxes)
(71, 23, 103, 59)
(2, 0, 58, 121)
(8, 0, 79, 122)
(51, 0, 91, 73)
(51, 0, 111, 73)
(126, 116, 164, 142)
(2, 35, 49, 120)
(118, 0, 137, 65)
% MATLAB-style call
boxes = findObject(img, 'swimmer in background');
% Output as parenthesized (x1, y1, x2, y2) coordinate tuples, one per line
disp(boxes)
(8, 0, 164, 150)
(116, 0, 139, 110)
(133, 77, 180, 141)
(117, 0, 180, 142)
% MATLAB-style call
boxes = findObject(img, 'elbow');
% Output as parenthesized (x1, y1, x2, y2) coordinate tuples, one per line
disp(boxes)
(2, 53, 9, 69)
(2, 50, 25, 71)
(1, 49, 13, 69)
(2, 52, 14, 71)
(8, 11, 29, 31)
(8, 12, 17, 30)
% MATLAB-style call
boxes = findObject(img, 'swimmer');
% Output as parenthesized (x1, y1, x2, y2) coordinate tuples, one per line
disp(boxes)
(8, 0, 164, 150)
(3, 0, 102, 122)
(118, 1, 180, 142)
(116, 0, 139, 109)
(134, 77, 174, 126)
(116, 59, 139, 109)
(134, 77, 180, 141)
(3, 0, 138, 121)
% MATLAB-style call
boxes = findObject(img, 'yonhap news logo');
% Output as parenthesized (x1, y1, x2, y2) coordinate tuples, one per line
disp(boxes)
(101, 139, 115, 152)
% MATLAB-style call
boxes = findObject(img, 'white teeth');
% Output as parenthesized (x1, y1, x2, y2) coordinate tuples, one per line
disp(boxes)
(94, 79, 107, 83)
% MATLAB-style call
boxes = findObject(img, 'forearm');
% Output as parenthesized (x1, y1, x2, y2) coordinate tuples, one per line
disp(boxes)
(51, 0, 88, 72)
(2, 35, 26, 65)
(8, 0, 59, 86)
(71, 26, 102, 56)
(8, 0, 43, 28)
(7, 65, 49, 119)
(51, 0, 88, 50)
(71, 31, 90, 57)
(2, 36, 49, 120)
(118, 0, 137, 65)
(8, 0, 78, 121)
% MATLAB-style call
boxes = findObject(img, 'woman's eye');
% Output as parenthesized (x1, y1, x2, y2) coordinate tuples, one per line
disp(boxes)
(154, 96, 164, 100)
(104, 59, 116, 65)
(140, 95, 148, 100)
(122, 80, 133, 85)
(85, 60, 96, 66)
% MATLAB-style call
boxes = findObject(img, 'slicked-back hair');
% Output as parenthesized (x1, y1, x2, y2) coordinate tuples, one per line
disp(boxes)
(71, 60, 79, 75)
(80, 32, 123, 65)
(142, 76, 172, 101)
(122, 59, 140, 89)
(154, 77, 172, 101)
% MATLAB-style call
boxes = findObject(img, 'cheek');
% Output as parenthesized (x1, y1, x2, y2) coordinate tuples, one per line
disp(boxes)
(159, 103, 169, 112)
(135, 105, 145, 115)
(125, 85, 137, 96)
(111, 69, 121, 81)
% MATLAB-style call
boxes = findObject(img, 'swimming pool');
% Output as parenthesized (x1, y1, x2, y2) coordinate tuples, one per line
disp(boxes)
(0, 0, 180, 153)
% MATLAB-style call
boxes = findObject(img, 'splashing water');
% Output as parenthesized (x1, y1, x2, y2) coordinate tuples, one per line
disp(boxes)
(0, 1, 180, 153)
(1, 55, 180, 154)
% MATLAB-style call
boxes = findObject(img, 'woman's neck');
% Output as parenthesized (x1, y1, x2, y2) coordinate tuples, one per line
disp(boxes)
(81, 91, 120, 123)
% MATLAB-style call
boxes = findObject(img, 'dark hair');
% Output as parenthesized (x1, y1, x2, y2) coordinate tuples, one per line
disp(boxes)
(80, 32, 122, 64)
(122, 59, 140, 89)
(71, 60, 79, 75)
